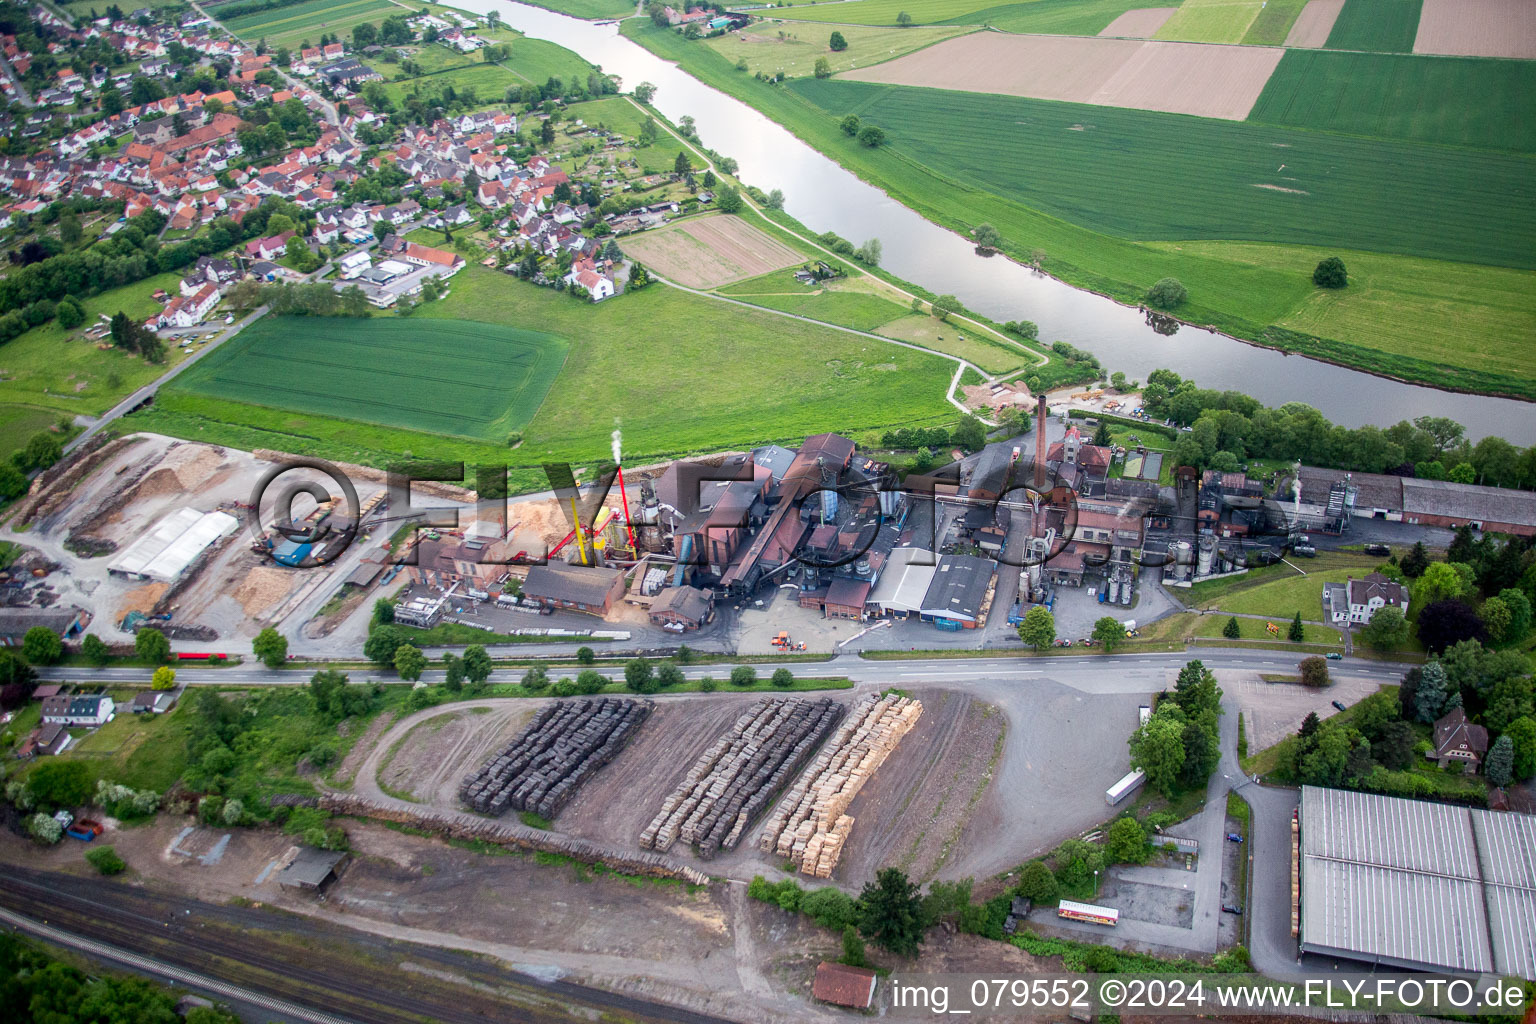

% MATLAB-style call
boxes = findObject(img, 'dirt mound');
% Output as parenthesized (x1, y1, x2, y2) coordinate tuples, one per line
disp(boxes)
(117, 582, 168, 619)
(233, 566, 295, 617)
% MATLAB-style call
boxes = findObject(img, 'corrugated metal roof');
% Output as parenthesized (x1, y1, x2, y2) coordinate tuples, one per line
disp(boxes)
(107, 507, 239, 580)
(1300, 787, 1536, 980)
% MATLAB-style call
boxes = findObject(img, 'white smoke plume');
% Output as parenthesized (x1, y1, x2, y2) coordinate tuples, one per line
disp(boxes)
(611, 427, 622, 466)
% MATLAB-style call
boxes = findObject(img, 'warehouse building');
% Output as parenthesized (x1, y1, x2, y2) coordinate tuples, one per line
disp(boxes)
(1298, 786, 1536, 980)
(107, 507, 239, 581)
(918, 553, 995, 629)
(521, 563, 626, 617)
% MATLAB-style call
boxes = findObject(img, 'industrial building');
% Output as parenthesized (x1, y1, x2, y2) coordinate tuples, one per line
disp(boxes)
(1289, 467, 1536, 537)
(521, 563, 626, 617)
(107, 507, 239, 581)
(1297, 786, 1536, 981)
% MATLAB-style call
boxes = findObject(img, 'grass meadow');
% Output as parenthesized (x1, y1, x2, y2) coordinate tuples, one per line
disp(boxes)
(1249, 49, 1536, 152)
(171, 316, 570, 441)
(771, 0, 1152, 34)
(704, 23, 973, 78)
(1154, 0, 1264, 43)
(513, 0, 637, 18)
(1323, 0, 1422, 52)
(222, 0, 403, 51)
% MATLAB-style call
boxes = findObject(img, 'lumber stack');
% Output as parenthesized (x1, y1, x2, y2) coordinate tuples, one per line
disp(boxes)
(459, 697, 652, 819)
(639, 697, 844, 858)
(759, 693, 922, 878)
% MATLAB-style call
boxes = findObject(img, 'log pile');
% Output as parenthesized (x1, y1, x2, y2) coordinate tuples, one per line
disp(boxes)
(639, 697, 844, 858)
(459, 697, 652, 819)
(759, 693, 923, 878)
(319, 793, 710, 886)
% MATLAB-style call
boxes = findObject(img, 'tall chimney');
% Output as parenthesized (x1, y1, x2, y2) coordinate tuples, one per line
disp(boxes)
(1034, 395, 1048, 489)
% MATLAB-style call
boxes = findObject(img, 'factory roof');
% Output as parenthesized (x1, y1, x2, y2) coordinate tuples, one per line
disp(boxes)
(1295, 466, 1403, 512)
(106, 507, 239, 580)
(751, 444, 796, 482)
(522, 563, 623, 607)
(1299, 786, 1536, 980)
(1400, 478, 1536, 528)
(919, 553, 994, 622)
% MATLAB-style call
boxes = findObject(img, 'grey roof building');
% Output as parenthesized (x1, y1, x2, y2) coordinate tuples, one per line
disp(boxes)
(1299, 786, 1536, 980)
(919, 553, 995, 625)
(277, 847, 348, 891)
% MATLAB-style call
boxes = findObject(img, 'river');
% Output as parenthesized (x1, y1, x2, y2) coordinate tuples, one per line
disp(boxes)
(454, 1, 1531, 441)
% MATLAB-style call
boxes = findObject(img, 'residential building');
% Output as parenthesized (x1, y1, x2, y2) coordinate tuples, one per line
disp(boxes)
(1323, 571, 1409, 626)
(41, 694, 115, 727)
(1430, 708, 1489, 770)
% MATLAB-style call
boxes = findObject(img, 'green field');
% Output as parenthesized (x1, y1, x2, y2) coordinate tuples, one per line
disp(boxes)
(0, 405, 67, 461)
(1249, 49, 1536, 152)
(139, 266, 960, 477)
(789, 78, 1535, 269)
(705, 23, 972, 78)
(513, 0, 640, 17)
(773, 0, 1153, 33)
(222, 0, 402, 50)
(1323, 0, 1422, 52)
(1154, 0, 1263, 43)
(1240, 0, 1306, 44)
(172, 316, 569, 441)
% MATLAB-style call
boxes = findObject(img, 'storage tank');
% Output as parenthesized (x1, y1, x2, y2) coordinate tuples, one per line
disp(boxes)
(1121, 581, 1132, 605)
(1197, 530, 1215, 576)
(1107, 578, 1120, 603)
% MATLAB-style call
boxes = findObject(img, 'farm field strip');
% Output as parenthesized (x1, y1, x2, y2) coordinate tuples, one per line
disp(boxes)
(1241, 0, 1308, 44)
(1153, 0, 1265, 43)
(790, 78, 1536, 269)
(222, 0, 398, 40)
(1282, 0, 1345, 46)
(1323, 0, 1422, 52)
(170, 317, 569, 441)
(1099, 7, 1179, 37)
(1248, 49, 1536, 153)
(840, 33, 1284, 120)
(1412, 0, 1536, 60)
(771, 0, 1156, 35)
(618, 215, 806, 289)
(703, 23, 972, 78)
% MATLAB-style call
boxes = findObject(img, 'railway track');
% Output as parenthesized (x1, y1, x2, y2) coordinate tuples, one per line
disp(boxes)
(0, 865, 736, 1024)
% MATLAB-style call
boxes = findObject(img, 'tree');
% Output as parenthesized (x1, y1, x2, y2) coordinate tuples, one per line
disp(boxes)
(771, 667, 794, 687)
(731, 665, 757, 687)
(28, 813, 63, 844)
(1018, 606, 1055, 649)
(715, 185, 743, 213)
(1414, 661, 1449, 723)
(21, 627, 62, 665)
(1481, 596, 1514, 644)
(540, 118, 556, 145)
(363, 624, 405, 665)
(854, 237, 882, 265)
(1288, 611, 1305, 642)
(858, 867, 923, 955)
(1485, 734, 1514, 787)
(1312, 256, 1347, 289)
(673, 150, 692, 175)
(1360, 605, 1409, 650)
(353, 21, 378, 47)
(1417, 599, 1488, 654)
(1015, 861, 1058, 903)
(829, 31, 848, 51)
(28, 760, 95, 809)
(1092, 616, 1125, 652)
(1400, 543, 1430, 581)
(1299, 656, 1331, 688)
(1145, 277, 1187, 310)
(462, 645, 493, 686)
(1505, 716, 1536, 781)
(657, 664, 686, 688)
(857, 124, 886, 147)
(576, 646, 595, 665)
(151, 666, 176, 691)
(253, 627, 288, 668)
(840, 925, 868, 968)
(625, 658, 655, 693)
(394, 644, 427, 681)
(813, 56, 831, 78)
(931, 294, 962, 321)
(134, 628, 170, 663)
(576, 669, 607, 694)
(839, 114, 861, 136)
(0, 463, 27, 501)
(56, 297, 84, 329)
(634, 81, 657, 104)
(765, 187, 784, 209)
(444, 653, 464, 692)
(1106, 816, 1148, 863)
(973, 223, 1001, 250)
(1222, 615, 1241, 639)
(1129, 710, 1185, 797)
(82, 633, 110, 667)
(86, 845, 126, 875)
(952, 416, 987, 452)
(1414, 562, 1469, 606)
(897, 11, 914, 27)
(1497, 588, 1532, 644)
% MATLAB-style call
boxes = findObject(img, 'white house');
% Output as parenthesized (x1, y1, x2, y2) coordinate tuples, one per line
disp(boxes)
(40, 694, 115, 727)
(1324, 571, 1409, 626)
(565, 259, 614, 301)
(338, 250, 372, 279)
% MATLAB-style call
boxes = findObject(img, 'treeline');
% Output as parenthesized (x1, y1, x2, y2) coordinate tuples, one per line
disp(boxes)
(210, 0, 315, 21)
(224, 280, 372, 318)
(1142, 368, 1536, 488)
(1128, 660, 1223, 799)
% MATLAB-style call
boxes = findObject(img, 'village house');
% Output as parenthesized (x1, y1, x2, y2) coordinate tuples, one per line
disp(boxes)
(1429, 708, 1489, 770)
(1323, 571, 1410, 626)
(41, 694, 116, 727)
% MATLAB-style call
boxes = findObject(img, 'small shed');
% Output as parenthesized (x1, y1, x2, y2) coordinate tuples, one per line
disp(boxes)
(812, 961, 877, 1009)
(277, 847, 347, 892)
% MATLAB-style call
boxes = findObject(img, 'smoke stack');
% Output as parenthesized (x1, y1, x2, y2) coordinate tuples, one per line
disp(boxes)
(1035, 395, 1048, 489)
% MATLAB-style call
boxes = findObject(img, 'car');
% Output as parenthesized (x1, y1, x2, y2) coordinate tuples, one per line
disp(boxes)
(1225, 833, 1243, 843)
(1325, 652, 1343, 660)
(1221, 905, 1243, 915)
(1332, 700, 1348, 712)
(224, 314, 235, 324)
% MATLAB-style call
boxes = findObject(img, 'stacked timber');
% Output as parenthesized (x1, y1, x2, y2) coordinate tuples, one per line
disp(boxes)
(319, 793, 710, 886)
(759, 693, 923, 878)
(458, 697, 652, 819)
(639, 697, 844, 858)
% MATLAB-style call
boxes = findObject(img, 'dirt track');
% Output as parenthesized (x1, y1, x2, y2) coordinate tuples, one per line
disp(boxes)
(377, 704, 536, 804)
(842, 34, 1284, 121)
(1414, 0, 1536, 58)
(1283, 0, 1344, 47)
(620, 216, 803, 289)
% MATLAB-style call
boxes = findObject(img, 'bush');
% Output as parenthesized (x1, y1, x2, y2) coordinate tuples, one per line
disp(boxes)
(576, 669, 607, 694)
(81, 634, 110, 666)
(829, 30, 848, 51)
(801, 887, 858, 931)
(730, 665, 757, 687)
(1105, 817, 1148, 864)
(1144, 277, 1187, 311)
(134, 627, 171, 663)
(770, 667, 794, 688)
(86, 845, 126, 875)
(1299, 656, 1331, 688)
(21, 627, 62, 665)
(28, 812, 62, 844)
(1015, 861, 1058, 903)
(575, 646, 595, 664)
(551, 677, 578, 697)
(698, 676, 717, 692)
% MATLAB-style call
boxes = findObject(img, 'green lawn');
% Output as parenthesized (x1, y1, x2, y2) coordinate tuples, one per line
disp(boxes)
(1184, 551, 1393, 620)
(704, 23, 973, 78)
(170, 315, 568, 442)
(624, 20, 1536, 400)
(1323, 0, 1422, 52)
(1249, 49, 1536, 153)
(135, 265, 960, 480)
(1154, 0, 1264, 43)
(0, 405, 69, 461)
(30, 697, 192, 793)
(513, 0, 637, 19)
(1192, 615, 1342, 644)
(1240, 0, 1306, 44)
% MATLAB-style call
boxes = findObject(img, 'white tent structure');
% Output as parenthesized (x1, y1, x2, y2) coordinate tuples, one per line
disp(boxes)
(107, 507, 239, 581)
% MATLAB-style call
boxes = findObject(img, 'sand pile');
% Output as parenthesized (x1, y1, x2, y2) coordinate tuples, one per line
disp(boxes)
(234, 566, 295, 616)
(117, 582, 168, 619)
